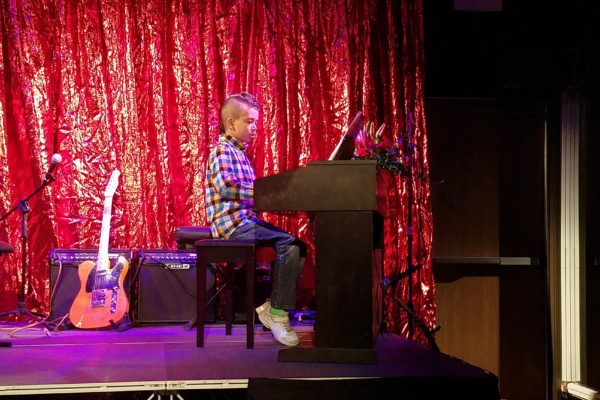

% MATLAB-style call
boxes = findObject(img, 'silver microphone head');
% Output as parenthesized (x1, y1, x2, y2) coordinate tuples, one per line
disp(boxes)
(51, 153, 63, 165)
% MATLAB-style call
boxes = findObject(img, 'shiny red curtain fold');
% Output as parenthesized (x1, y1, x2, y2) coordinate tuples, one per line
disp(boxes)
(0, 0, 434, 344)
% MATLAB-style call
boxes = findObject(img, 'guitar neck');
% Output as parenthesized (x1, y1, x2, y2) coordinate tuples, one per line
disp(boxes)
(97, 196, 114, 272)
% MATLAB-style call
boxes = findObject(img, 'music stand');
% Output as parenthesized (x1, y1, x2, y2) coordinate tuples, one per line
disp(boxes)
(328, 111, 363, 161)
(0, 173, 57, 324)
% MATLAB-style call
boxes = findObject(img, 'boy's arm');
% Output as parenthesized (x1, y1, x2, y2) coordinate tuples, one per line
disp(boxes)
(209, 147, 254, 201)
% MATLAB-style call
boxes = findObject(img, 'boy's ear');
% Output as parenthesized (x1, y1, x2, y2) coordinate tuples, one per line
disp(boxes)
(226, 117, 235, 131)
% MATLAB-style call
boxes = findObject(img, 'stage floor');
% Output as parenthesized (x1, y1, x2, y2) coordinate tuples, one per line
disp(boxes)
(0, 320, 500, 399)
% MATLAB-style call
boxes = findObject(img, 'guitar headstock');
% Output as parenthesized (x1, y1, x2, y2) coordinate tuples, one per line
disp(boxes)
(104, 169, 121, 198)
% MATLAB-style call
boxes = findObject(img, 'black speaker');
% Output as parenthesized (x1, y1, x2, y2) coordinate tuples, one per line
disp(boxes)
(136, 250, 215, 324)
(49, 249, 135, 320)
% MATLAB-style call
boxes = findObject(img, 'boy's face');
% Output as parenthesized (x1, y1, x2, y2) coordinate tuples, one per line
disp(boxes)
(229, 105, 259, 143)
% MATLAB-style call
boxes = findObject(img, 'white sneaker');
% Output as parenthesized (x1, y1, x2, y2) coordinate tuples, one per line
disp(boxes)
(256, 301, 272, 329)
(255, 302, 299, 347)
(269, 313, 299, 347)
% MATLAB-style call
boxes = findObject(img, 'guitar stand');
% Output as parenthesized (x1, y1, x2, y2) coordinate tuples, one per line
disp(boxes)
(110, 314, 133, 332)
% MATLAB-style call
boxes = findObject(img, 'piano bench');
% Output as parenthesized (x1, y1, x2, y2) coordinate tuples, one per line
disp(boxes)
(175, 225, 277, 266)
(194, 237, 277, 349)
(195, 239, 256, 348)
(175, 226, 212, 249)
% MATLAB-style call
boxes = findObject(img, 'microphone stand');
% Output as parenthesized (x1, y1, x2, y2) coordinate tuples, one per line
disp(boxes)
(380, 113, 440, 351)
(0, 172, 57, 325)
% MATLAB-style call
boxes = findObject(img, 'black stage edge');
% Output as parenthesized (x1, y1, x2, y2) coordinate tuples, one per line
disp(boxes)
(0, 324, 500, 399)
(278, 347, 378, 364)
(248, 376, 501, 400)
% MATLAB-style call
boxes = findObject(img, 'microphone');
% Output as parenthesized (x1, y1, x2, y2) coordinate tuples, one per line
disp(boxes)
(46, 153, 62, 178)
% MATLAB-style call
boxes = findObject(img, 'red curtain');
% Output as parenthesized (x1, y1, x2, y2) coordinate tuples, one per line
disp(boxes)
(0, 0, 434, 344)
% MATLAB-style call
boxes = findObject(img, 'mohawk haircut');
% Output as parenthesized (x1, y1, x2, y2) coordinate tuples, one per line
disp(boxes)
(219, 92, 261, 134)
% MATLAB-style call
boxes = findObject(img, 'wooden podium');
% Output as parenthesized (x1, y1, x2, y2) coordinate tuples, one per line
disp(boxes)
(254, 160, 384, 363)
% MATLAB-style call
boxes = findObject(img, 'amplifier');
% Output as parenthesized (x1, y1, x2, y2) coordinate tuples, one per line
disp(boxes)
(138, 250, 197, 268)
(136, 249, 215, 324)
(48, 249, 135, 321)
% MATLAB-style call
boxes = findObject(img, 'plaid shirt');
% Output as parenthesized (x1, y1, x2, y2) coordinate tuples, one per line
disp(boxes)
(205, 134, 258, 238)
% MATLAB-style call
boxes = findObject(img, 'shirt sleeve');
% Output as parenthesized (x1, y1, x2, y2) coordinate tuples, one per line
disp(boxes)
(209, 145, 254, 201)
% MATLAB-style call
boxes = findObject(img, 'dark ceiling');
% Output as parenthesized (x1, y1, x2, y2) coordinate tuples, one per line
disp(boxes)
(423, 0, 600, 98)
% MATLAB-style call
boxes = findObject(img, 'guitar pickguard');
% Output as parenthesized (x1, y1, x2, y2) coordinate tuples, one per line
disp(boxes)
(84, 259, 126, 313)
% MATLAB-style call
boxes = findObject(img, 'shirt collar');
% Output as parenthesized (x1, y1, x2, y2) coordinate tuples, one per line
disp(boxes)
(220, 134, 247, 151)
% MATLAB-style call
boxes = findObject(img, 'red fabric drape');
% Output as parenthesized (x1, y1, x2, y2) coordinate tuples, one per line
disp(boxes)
(0, 0, 434, 345)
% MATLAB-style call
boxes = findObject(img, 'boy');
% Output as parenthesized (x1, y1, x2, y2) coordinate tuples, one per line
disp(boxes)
(205, 92, 305, 347)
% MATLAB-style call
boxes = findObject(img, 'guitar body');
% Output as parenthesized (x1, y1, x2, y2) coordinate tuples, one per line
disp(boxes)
(69, 256, 130, 329)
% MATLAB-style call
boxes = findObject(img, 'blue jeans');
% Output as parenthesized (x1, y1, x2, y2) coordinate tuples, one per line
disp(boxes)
(229, 219, 306, 310)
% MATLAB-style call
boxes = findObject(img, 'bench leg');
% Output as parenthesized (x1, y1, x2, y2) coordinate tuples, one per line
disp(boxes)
(196, 255, 207, 347)
(246, 248, 255, 349)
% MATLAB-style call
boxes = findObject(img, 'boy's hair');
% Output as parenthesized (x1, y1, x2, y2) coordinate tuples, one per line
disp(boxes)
(219, 92, 260, 134)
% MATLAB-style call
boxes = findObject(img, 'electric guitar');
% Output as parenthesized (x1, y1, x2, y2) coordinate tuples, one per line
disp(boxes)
(69, 170, 130, 329)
